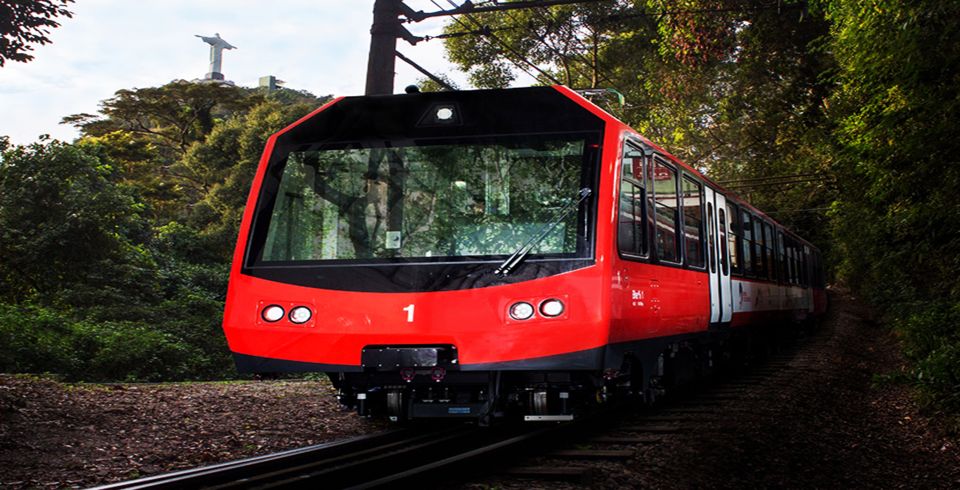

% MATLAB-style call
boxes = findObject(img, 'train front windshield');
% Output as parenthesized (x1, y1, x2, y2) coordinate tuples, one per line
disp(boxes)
(258, 135, 589, 263)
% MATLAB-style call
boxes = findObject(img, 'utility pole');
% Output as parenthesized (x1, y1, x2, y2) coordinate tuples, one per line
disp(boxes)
(365, 0, 401, 95)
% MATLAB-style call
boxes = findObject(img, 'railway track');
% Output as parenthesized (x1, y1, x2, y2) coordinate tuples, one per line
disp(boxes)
(466, 328, 835, 487)
(91, 421, 571, 489)
(96, 329, 827, 489)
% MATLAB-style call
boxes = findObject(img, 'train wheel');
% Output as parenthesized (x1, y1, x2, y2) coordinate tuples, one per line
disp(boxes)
(531, 390, 548, 415)
(386, 389, 405, 423)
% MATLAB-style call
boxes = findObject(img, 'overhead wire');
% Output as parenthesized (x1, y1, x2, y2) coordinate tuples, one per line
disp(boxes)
(414, 1, 802, 92)
(763, 207, 833, 216)
(718, 173, 825, 185)
(516, 4, 619, 88)
(528, 3, 622, 88)
(433, 0, 563, 85)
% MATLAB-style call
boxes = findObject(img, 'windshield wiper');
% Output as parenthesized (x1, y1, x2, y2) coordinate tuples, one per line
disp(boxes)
(494, 187, 592, 277)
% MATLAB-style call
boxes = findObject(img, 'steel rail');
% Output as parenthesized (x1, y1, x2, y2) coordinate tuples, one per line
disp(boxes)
(89, 422, 570, 489)
(88, 428, 435, 489)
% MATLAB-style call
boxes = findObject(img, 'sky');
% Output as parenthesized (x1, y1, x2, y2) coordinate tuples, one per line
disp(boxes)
(0, 0, 531, 145)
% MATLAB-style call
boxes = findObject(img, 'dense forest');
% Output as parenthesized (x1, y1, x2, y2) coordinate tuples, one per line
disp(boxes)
(1, 0, 957, 422)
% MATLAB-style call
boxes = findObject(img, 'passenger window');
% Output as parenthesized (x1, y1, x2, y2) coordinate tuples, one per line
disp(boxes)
(800, 245, 810, 287)
(617, 143, 648, 257)
(787, 240, 797, 284)
(778, 232, 788, 282)
(741, 211, 754, 276)
(727, 203, 740, 274)
(719, 207, 729, 275)
(753, 217, 765, 279)
(764, 222, 775, 281)
(652, 160, 681, 263)
(707, 202, 716, 273)
(682, 175, 705, 268)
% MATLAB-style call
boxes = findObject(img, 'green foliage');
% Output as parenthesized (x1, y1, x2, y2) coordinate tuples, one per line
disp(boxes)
(0, 303, 208, 382)
(442, 2, 627, 89)
(0, 304, 81, 375)
(823, 0, 960, 415)
(0, 81, 329, 382)
(0, 0, 73, 66)
(892, 301, 960, 416)
(184, 98, 320, 259)
(0, 139, 151, 304)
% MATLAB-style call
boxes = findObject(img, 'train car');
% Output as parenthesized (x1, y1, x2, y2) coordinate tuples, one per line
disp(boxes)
(221, 86, 826, 423)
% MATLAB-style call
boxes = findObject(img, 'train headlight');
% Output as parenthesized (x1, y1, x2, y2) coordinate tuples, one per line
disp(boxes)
(508, 302, 535, 321)
(289, 306, 313, 324)
(539, 299, 565, 317)
(261, 305, 285, 323)
(436, 107, 454, 121)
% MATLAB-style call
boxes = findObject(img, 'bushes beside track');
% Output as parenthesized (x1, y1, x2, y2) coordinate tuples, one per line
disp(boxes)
(0, 304, 214, 382)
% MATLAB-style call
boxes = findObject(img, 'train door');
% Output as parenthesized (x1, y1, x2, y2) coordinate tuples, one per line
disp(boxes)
(704, 187, 721, 324)
(715, 192, 733, 323)
(612, 140, 659, 344)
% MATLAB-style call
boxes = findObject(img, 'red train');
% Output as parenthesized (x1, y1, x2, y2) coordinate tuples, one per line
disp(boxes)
(222, 86, 826, 422)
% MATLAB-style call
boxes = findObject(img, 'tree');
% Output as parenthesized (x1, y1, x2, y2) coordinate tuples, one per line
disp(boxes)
(823, 0, 960, 416)
(0, 0, 74, 67)
(0, 138, 153, 305)
(443, 1, 634, 89)
(63, 81, 259, 159)
(182, 97, 325, 259)
(62, 81, 264, 223)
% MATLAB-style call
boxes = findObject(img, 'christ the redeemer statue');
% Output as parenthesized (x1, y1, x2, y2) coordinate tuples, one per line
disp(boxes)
(195, 33, 236, 81)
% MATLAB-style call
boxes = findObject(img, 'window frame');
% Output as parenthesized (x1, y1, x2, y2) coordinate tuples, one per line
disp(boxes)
(718, 206, 729, 276)
(753, 215, 765, 279)
(763, 221, 776, 281)
(680, 173, 707, 270)
(616, 139, 650, 261)
(727, 202, 742, 276)
(741, 210, 755, 277)
(650, 156, 683, 265)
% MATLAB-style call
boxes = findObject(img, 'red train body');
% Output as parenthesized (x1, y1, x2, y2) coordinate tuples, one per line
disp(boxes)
(222, 86, 826, 422)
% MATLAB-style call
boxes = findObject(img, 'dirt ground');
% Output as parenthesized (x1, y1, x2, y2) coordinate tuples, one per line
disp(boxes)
(621, 292, 960, 489)
(1, 291, 959, 488)
(464, 290, 960, 489)
(0, 377, 384, 488)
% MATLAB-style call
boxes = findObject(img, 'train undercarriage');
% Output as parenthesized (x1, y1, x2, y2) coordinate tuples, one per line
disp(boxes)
(327, 320, 814, 424)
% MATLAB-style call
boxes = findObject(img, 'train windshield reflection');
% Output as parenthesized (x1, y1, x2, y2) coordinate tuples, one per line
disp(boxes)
(260, 135, 590, 262)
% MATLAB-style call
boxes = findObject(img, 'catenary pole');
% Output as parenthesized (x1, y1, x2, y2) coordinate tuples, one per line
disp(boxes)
(365, 0, 401, 95)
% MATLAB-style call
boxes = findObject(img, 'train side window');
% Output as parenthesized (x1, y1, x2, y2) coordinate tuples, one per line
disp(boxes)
(789, 241, 798, 285)
(727, 202, 741, 275)
(802, 246, 810, 287)
(795, 244, 802, 285)
(617, 143, 648, 258)
(719, 207, 729, 275)
(707, 202, 717, 273)
(793, 244, 801, 286)
(778, 231, 788, 282)
(764, 222, 776, 281)
(741, 211, 754, 276)
(681, 175, 705, 268)
(753, 216, 765, 279)
(652, 159, 681, 263)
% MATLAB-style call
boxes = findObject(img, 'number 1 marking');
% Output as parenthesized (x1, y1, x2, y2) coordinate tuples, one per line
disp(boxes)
(403, 304, 415, 323)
